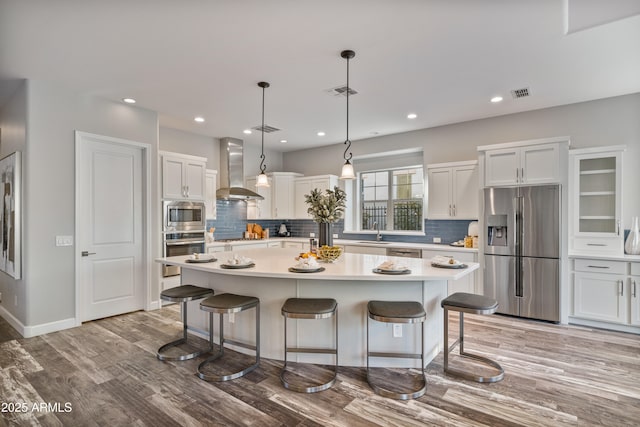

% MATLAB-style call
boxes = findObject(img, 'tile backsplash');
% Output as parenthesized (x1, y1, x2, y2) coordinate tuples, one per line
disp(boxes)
(207, 200, 474, 244)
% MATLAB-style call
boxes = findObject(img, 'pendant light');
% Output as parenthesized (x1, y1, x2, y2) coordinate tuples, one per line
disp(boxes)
(339, 49, 356, 180)
(256, 81, 270, 187)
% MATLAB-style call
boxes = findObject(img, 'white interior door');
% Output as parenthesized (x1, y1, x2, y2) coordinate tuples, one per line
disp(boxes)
(77, 132, 145, 322)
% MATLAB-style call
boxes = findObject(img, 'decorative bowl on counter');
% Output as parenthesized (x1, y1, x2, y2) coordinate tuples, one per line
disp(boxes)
(318, 245, 343, 262)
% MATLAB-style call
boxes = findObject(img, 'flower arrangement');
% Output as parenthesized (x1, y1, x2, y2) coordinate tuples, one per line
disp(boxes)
(304, 186, 347, 223)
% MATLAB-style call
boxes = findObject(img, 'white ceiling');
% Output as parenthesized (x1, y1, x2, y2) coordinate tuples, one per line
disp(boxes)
(1, 0, 639, 152)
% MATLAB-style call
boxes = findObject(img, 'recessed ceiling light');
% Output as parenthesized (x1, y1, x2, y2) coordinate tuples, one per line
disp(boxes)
(243, 129, 252, 134)
(490, 96, 503, 103)
(317, 131, 325, 136)
(407, 113, 417, 119)
(122, 98, 136, 104)
(280, 139, 287, 143)
(194, 116, 205, 123)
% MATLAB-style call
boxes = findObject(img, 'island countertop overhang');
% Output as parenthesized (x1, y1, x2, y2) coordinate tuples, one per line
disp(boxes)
(156, 247, 478, 282)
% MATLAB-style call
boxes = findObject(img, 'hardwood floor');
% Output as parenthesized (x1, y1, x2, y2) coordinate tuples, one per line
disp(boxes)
(1, 306, 639, 426)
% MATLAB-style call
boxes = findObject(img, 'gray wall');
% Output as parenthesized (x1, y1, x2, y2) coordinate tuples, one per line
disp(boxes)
(0, 80, 27, 323)
(0, 79, 160, 330)
(283, 93, 640, 229)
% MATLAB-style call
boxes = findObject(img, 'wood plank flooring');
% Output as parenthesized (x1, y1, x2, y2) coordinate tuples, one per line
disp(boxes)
(1, 306, 639, 426)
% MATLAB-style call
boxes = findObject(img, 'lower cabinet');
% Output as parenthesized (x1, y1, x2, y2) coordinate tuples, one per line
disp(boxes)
(571, 258, 640, 331)
(343, 245, 387, 255)
(422, 249, 477, 295)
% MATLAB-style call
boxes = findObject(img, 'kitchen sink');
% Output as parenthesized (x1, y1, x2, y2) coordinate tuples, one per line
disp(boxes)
(357, 241, 391, 244)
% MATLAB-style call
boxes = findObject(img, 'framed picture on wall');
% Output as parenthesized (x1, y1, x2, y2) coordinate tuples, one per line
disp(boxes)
(0, 151, 21, 279)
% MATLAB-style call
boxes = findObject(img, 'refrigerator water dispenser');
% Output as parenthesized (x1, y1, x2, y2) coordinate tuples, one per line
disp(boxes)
(487, 214, 508, 246)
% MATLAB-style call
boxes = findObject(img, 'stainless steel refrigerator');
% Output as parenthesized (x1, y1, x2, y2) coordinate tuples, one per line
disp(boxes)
(483, 185, 560, 322)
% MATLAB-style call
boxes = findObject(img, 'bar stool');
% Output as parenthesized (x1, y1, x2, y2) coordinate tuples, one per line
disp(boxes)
(157, 285, 214, 361)
(196, 293, 260, 382)
(441, 292, 504, 383)
(366, 300, 427, 400)
(280, 298, 338, 393)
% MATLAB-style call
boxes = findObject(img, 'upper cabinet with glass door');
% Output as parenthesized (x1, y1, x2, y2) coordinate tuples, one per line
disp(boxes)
(569, 146, 625, 255)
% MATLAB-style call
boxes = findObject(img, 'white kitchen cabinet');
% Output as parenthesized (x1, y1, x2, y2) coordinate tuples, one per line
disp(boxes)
(205, 169, 217, 219)
(479, 138, 569, 187)
(571, 258, 632, 327)
(294, 175, 339, 219)
(343, 245, 386, 255)
(631, 263, 640, 326)
(246, 172, 302, 219)
(282, 241, 309, 251)
(427, 161, 478, 219)
(569, 146, 624, 255)
(422, 249, 477, 295)
(206, 245, 226, 254)
(161, 151, 207, 200)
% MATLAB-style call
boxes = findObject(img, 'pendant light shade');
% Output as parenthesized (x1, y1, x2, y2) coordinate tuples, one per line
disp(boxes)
(339, 49, 356, 180)
(256, 81, 270, 188)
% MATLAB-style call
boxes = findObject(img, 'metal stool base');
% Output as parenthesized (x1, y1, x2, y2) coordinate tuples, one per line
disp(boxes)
(443, 309, 504, 383)
(280, 299, 338, 393)
(197, 303, 260, 382)
(157, 299, 213, 362)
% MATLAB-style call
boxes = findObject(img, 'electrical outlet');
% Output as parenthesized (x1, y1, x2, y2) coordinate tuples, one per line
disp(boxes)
(309, 232, 315, 238)
(56, 235, 74, 246)
(228, 313, 235, 323)
(433, 237, 441, 243)
(393, 323, 402, 338)
(332, 234, 338, 238)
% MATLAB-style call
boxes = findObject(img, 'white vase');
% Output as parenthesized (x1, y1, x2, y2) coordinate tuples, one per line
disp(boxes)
(625, 216, 640, 255)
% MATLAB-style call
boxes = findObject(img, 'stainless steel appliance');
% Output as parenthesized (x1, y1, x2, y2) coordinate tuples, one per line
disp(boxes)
(162, 231, 206, 277)
(163, 200, 206, 231)
(483, 185, 560, 322)
(216, 137, 264, 200)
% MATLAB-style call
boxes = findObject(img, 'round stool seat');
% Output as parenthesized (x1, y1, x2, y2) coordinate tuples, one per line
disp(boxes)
(200, 293, 260, 313)
(282, 298, 337, 318)
(441, 292, 498, 315)
(160, 285, 213, 302)
(368, 300, 426, 323)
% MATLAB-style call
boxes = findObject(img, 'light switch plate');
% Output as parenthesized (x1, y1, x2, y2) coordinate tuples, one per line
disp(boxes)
(309, 232, 315, 238)
(393, 323, 402, 338)
(56, 235, 74, 246)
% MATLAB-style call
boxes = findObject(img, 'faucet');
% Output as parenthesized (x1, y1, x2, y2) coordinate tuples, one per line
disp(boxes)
(372, 221, 382, 241)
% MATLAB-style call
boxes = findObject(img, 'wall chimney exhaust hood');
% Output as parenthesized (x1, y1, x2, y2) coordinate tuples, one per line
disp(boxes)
(216, 137, 264, 200)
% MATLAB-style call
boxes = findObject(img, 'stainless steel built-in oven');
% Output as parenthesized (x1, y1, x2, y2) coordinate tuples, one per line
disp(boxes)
(162, 231, 206, 277)
(163, 200, 206, 231)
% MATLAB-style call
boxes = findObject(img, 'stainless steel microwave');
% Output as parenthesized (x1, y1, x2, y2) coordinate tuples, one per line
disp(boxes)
(163, 200, 206, 231)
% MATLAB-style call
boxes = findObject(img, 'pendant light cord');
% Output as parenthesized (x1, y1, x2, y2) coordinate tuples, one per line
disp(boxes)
(259, 83, 267, 174)
(343, 53, 352, 163)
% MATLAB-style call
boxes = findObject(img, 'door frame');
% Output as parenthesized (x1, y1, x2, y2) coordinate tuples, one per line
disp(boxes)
(74, 131, 152, 326)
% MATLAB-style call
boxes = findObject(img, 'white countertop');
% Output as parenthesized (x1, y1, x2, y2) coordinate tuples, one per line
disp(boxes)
(158, 247, 478, 281)
(206, 237, 479, 254)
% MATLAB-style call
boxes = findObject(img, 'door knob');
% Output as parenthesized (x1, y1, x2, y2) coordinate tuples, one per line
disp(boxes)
(81, 251, 96, 257)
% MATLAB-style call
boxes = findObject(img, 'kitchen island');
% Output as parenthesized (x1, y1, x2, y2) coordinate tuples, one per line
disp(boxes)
(158, 247, 478, 367)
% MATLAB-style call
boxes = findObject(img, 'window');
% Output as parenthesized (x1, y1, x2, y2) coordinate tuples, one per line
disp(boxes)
(360, 166, 424, 232)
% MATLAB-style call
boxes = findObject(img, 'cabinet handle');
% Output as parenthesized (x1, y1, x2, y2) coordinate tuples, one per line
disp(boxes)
(186, 185, 190, 197)
(516, 167, 519, 182)
(521, 167, 525, 183)
(617, 220, 620, 236)
(449, 204, 452, 216)
(633, 280, 637, 298)
(453, 204, 456, 216)
(619, 280, 623, 297)
(587, 265, 610, 269)
(587, 243, 606, 247)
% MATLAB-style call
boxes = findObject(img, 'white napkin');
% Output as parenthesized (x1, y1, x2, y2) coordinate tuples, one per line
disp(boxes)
(377, 260, 408, 271)
(226, 254, 253, 265)
(295, 257, 320, 269)
(432, 255, 461, 265)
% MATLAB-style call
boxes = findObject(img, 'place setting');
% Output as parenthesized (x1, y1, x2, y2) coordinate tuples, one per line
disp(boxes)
(430, 255, 467, 269)
(221, 254, 255, 269)
(186, 253, 217, 263)
(288, 252, 325, 273)
(372, 260, 411, 275)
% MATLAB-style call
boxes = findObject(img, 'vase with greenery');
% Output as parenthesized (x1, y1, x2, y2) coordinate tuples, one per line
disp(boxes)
(304, 186, 346, 247)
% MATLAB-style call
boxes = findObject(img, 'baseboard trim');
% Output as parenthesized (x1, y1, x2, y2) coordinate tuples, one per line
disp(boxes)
(0, 306, 78, 338)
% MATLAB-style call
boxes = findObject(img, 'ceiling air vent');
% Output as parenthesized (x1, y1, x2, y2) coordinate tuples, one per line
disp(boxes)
(251, 124, 280, 133)
(511, 87, 530, 99)
(325, 85, 358, 97)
